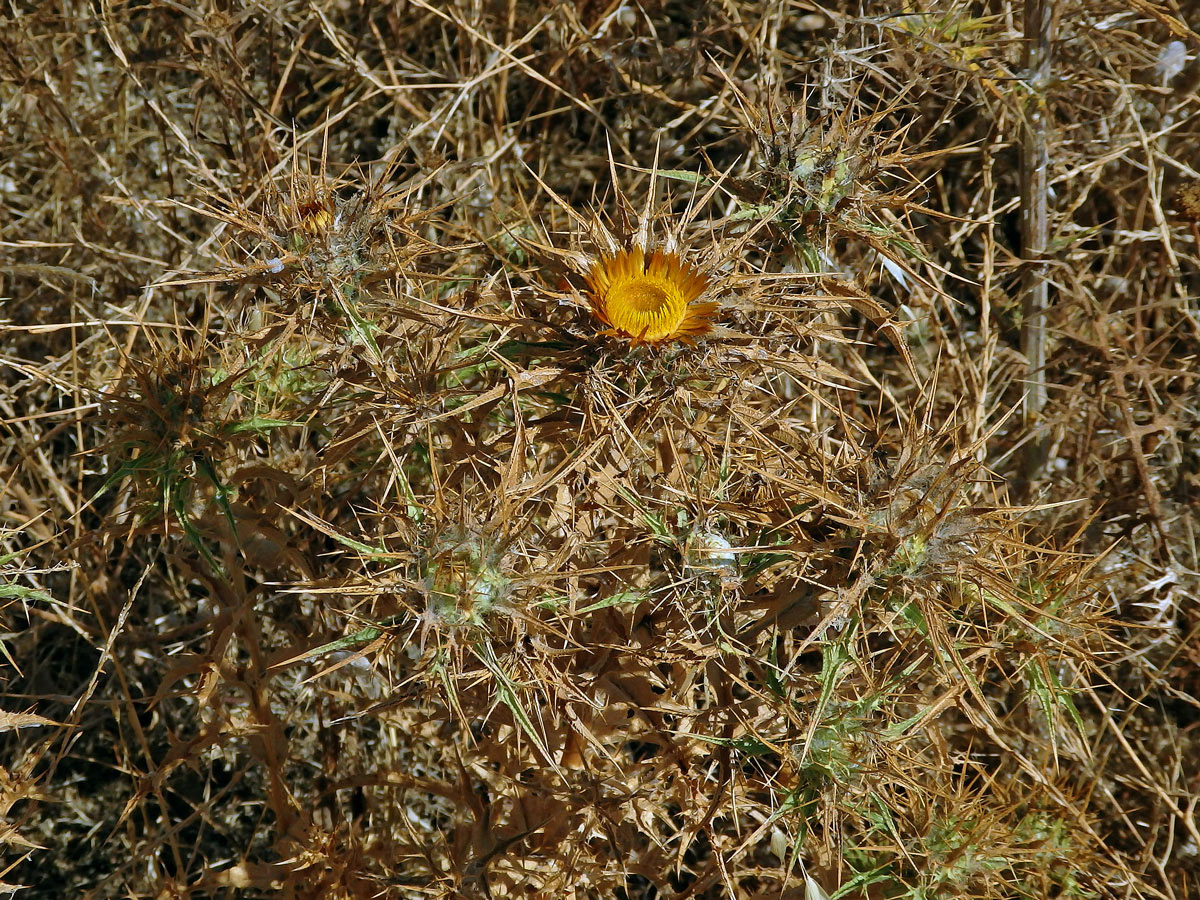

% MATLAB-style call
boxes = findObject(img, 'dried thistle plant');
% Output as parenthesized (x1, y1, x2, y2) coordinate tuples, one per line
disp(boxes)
(737, 85, 927, 278)
(2, 1, 1198, 898)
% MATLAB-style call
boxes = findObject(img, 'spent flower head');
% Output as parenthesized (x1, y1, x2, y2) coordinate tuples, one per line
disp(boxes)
(181, 142, 445, 333)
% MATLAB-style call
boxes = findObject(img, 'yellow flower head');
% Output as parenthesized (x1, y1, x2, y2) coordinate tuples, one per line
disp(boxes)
(582, 246, 719, 345)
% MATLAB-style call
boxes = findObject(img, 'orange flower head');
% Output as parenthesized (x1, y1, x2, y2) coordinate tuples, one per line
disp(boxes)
(582, 246, 719, 344)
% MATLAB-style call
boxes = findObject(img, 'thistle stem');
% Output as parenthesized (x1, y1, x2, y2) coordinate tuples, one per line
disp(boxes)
(1020, 0, 1054, 487)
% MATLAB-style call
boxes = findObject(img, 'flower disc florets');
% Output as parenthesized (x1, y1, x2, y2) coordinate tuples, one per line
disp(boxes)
(582, 246, 718, 344)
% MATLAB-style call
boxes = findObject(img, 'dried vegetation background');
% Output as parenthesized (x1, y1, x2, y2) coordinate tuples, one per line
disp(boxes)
(1, 1, 1199, 898)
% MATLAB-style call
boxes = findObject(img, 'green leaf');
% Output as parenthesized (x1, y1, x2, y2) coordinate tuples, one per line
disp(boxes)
(0, 583, 52, 604)
(654, 169, 715, 187)
(743, 551, 793, 580)
(689, 732, 778, 757)
(224, 417, 296, 435)
(298, 624, 386, 661)
(828, 864, 896, 900)
(729, 203, 775, 222)
(336, 284, 383, 360)
(477, 641, 555, 767)
(318, 526, 390, 558)
(576, 590, 648, 615)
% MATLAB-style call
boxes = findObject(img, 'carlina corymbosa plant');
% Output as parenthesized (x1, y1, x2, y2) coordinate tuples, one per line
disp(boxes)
(5, 3, 1198, 898)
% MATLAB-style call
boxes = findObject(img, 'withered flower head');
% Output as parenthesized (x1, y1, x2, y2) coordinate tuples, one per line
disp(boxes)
(291, 190, 337, 239)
